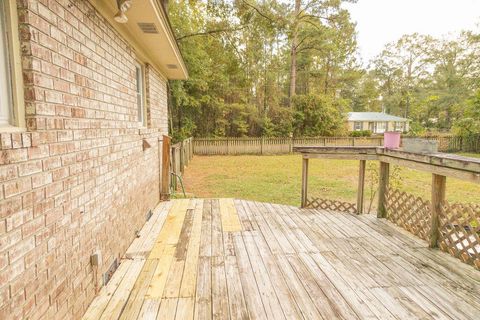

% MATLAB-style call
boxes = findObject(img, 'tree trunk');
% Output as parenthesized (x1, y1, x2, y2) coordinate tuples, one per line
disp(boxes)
(288, 0, 301, 106)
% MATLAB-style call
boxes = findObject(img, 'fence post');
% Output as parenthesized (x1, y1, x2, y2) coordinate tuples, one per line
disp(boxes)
(190, 138, 194, 159)
(261, 137, 264, 155)
(377, 161, 390, 218)
(352, 137, 356, 146)
(171, 146, 177, 191)
(289, 136, 294, 153)
(180, 141, 184, 173)
(161, 135, 171, 200)
(429, 174, 446, 248)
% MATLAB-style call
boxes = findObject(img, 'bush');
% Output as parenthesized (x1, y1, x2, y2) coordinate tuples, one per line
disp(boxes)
(452, 118, 480, 137)
(292, 94, 346, 137)
(349, 130, 372, 137)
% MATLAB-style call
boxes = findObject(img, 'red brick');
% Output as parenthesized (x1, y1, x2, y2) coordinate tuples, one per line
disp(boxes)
(0, 165, 17, 182)
(27, 145, 49, 160)
(8, 236, 35, 263)
(0, 198, 23, 219)
(45, 181, 63, 198)
(22, 216, 45, 242)
(0, 149, 28, 165)
(6, 209, 32, 232)
(3, 177, 32, 198)
(18, 160, 43, 176)
(31, 172, 52, 188)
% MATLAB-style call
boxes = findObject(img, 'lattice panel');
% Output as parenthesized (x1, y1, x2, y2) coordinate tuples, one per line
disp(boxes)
(305, 198, 357, 214)
(385, 189, 432, 241)
(438, 202, 480, 269)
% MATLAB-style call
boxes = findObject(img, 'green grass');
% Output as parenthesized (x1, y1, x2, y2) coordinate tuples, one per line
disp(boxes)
(182, 154, 480, 209)
(458, 152, 480, 159)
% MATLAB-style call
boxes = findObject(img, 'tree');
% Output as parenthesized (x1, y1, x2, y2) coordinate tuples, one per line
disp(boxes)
(167, 1, 480, 138)
(371, 34, 434, 118)
(286, 0, 357, 105)
(292, 94, 346, 136)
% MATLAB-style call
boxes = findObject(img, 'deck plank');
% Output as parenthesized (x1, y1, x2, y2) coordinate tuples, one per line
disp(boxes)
(194, 256, 212, 320)
(83, 199, 480, 320)
(180, 199, 204, 298)
(224, 254, 249, 320)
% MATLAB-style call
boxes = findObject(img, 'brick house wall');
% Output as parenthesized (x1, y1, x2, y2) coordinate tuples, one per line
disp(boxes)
(0, 1, 170, 319)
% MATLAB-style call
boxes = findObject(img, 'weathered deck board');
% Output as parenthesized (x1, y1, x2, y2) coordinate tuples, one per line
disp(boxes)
(83, 199, 480, 320)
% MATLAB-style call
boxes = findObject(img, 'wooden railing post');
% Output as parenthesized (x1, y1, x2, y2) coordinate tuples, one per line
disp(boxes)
(430, 174, 446, 248)
(357, 160, 366, 214)
(301, 157, 309, 208)
(377, 161, 390, 218)
(161, 135, 171, 200)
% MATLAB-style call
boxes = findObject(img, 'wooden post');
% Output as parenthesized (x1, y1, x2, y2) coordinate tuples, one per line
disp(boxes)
(301, 157, 309, 208)
(190, 138, 194, 159)
(180, 141, 184, 173)
(261, 137, 264, 155)
(430, 174, 446, 248)
(377, 161, 390, 218)
(161, 135, 171, 200)
(289, 137, 294, 154)
(357, 160, 366, 214)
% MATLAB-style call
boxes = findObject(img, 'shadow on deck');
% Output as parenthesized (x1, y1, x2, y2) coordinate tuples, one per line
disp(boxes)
(82, 198, 480, 320)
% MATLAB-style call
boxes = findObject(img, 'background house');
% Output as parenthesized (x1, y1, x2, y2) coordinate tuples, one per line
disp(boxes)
(0, 0, 186, 319)
(347, 112, 409, 134)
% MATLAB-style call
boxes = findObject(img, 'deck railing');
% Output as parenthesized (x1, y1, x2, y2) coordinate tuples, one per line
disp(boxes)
(294, 146, 480, 270)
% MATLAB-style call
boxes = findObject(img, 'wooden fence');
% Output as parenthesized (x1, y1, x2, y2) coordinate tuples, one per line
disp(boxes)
(193, 135, 480, 155)
(193, 137, 384, 155)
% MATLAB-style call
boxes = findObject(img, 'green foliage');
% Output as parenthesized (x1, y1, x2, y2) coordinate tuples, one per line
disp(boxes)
(366, 31, 480, 132)
(452, 118, 480, 136)
(167, 1, 480, 137)
(408, 121, 426, 137)
(452, 89, 480, 136)
(167, 0, 359, 138)
(292, 94, 346, 136)
(349, 130, 372, 137)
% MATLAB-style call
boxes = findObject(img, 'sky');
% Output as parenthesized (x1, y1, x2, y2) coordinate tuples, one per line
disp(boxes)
(344, 0, 480, 65)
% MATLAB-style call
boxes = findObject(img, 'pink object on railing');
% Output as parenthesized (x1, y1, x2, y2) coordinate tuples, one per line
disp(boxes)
(384, 131, 401, 149)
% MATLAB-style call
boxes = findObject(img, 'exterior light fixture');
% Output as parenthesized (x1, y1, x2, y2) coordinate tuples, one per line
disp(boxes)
(114, 0, 132, 23)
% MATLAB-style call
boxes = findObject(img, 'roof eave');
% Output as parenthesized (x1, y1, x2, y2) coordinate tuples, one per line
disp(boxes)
(89, 0, 188, 80)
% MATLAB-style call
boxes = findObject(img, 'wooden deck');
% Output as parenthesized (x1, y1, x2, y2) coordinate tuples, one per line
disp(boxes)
(82, 199, 480, 320)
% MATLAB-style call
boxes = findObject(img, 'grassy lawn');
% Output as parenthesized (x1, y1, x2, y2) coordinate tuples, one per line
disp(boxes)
(182, 154, 480, 210)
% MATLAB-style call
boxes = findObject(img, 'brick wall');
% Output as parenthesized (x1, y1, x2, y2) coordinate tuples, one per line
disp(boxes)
(0, 0, 170, 319)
